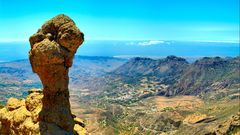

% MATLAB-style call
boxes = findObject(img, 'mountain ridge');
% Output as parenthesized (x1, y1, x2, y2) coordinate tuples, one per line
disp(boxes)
(110, 55, 239, 97)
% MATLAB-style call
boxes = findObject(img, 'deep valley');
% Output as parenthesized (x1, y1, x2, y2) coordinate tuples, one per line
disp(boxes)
(0, 55, 239, 135)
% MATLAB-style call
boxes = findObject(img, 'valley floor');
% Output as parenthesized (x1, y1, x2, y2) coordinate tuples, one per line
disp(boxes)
(70, 95, 240, 135)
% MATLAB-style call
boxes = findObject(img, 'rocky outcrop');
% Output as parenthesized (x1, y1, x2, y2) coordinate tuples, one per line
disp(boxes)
(0, 14, 86, 134)
(213, 112, 240, 135)
(29, 14, 84, 134)
(183, 113, 209, 124)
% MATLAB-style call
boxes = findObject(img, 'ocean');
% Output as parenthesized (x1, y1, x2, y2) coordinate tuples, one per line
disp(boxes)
(0, 40, 239, 62)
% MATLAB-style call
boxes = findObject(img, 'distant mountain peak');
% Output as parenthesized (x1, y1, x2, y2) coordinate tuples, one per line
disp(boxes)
(131, 57, 153, 61)
(165, 55, 187, 62)
(194, 56, 227, 67)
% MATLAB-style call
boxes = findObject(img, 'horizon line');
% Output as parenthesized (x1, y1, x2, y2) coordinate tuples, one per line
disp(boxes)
(0, 39, 239, 44)
(0, 55, 238, 63)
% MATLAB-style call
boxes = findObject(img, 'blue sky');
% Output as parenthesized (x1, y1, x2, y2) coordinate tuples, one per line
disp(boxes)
(0, 0, 239, 42)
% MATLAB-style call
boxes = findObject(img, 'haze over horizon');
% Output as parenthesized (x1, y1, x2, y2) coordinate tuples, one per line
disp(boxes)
(0, 40, 239, 62)
(0, 0, 239, 42)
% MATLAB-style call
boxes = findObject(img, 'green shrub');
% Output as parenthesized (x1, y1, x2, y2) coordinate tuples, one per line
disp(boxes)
(0, 103, 3, 109)
(162, 107, 174, 112)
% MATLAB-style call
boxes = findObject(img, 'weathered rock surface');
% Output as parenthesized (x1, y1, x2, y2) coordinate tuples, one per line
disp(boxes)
(0, 90, 87, 135)
(183, 113, 208, 124)
(213, 112, 240, 135)
(0, 14, 86, 134)
(29, 14, 84, 133)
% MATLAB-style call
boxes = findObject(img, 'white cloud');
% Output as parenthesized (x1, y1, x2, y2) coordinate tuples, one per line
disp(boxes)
(138, 40, 165, 46)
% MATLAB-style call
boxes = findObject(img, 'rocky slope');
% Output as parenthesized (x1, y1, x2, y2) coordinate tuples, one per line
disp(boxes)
(111, 56, 239, 97)
(112, 56, 188, 84)
(167, 56, 240, 96)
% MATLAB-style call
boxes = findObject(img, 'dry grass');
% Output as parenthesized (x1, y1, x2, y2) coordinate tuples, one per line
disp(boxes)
(149, 96, 204, 110)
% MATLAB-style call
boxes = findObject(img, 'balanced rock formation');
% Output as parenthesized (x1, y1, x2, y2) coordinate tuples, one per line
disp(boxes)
(29, 14, 84, 133)
(0, 14, 86, 134)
